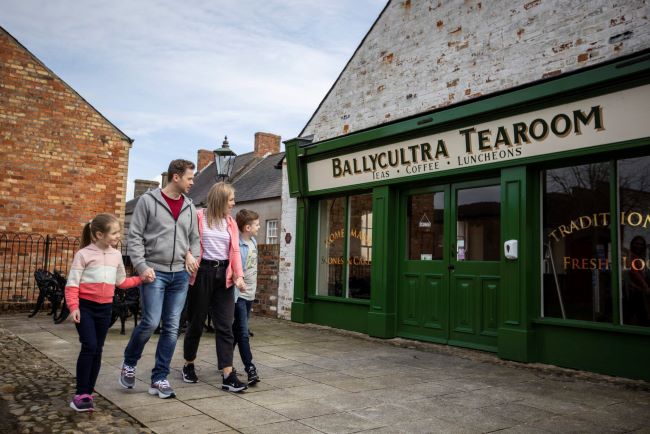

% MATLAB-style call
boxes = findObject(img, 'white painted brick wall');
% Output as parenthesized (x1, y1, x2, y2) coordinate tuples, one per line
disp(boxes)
(302, 0, 650, 142)
(278, 160, 297, 320)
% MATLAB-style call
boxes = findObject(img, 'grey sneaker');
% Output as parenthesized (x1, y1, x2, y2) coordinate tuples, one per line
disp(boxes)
(119, 363, 136, 389)
(148, 379, 175, 399)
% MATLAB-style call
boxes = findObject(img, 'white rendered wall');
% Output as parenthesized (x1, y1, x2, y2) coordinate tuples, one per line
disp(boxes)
(277, 160, 297, 320)
(302, 0, 650, 142)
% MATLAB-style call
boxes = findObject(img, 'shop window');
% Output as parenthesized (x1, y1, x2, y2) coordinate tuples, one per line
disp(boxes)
(620, 156, 650, 327)
(456, 185, 500, 261)
(407, 192, 445, 260)
(542, 163, 612, 322)
(316, 193, 372, 299)
(266, 220, 278, 244)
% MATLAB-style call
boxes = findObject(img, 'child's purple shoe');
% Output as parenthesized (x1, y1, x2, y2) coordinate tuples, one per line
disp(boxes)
(70, 394, 94, 412)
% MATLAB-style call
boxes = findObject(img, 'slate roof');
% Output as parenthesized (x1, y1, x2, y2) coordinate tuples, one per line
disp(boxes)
(125, 151, 284, 213)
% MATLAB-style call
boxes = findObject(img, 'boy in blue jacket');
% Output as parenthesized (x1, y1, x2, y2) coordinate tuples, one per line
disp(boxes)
(233, 209, 261, 385)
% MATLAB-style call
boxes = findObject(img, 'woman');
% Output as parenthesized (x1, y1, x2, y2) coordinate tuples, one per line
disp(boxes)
(182, 182, 248, 391)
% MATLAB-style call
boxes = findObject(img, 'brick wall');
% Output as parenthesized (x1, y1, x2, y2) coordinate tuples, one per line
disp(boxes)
(253, 243, 280, 317)
(0, 28, 133, 236)
(254, 132, 281, 157)
(302, 0, 650, 142)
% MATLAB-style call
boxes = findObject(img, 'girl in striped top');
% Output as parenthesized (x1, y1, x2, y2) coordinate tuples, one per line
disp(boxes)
(65, 213, 149, 412)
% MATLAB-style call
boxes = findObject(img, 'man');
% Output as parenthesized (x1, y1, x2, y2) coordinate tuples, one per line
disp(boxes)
(119, 159, 200, 399)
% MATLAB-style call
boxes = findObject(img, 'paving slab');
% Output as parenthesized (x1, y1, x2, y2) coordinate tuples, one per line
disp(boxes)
(1, 313, 650, 434)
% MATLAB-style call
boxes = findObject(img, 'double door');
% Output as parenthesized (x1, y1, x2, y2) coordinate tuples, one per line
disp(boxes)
(398, 180, 501, 351)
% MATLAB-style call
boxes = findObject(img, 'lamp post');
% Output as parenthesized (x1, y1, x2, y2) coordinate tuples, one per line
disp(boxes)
(213, 135, 237, 182)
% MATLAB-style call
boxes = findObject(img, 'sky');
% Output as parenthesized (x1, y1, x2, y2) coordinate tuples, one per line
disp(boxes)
(2, 0, 387, 199)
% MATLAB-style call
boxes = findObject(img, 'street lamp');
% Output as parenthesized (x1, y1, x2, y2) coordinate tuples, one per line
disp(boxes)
(213, 135, 237, 182)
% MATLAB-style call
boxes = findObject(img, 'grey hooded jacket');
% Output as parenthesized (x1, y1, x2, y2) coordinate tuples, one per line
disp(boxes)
(127, 188, 200, 275)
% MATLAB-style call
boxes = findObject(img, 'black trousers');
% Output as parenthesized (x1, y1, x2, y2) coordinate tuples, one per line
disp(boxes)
(183, 263, 235, 369)
(75, 299, 113, 395)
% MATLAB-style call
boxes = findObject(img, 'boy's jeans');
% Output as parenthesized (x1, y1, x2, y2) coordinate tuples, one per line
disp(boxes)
(233, 297, 254, 370)
(124, 270, 189, 383)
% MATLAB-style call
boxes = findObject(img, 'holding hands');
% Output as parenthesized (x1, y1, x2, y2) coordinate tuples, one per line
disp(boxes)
(185, 251, 198, 274)
(235, 276, 247, 292)
(141, 267, 156, 283)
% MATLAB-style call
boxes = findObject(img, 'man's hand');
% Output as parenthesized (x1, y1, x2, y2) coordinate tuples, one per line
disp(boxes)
(185, 251, 198, 274)
(140, 267, 156, 283)
(71, 309, 81, 323)
(142, 273, 155, 283)
(235, 276, 247, 292)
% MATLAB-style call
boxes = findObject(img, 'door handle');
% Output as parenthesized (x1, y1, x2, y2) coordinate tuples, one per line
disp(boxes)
(448, 265, 455, 271)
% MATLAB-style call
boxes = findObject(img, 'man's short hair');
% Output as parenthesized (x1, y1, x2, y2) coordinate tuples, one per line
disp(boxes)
(167, 159, 195, 182)
(236, 209, 259, 232)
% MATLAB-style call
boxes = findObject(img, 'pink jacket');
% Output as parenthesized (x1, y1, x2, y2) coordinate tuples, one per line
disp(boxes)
(189, 208, 244, 288)
(65, 244, 142, 311)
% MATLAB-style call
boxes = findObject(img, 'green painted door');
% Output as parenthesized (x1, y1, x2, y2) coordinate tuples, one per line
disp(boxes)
(398, 180, 501, 352)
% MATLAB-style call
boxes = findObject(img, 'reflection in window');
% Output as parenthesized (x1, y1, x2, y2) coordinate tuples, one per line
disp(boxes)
(542, 163, 612, 322)
(317, 197, 345, 296)
(316, 193, 372, 299)
(620, 156, 650, 327)
(456, 185, 500, 261)
(348, 194, 372, 299)
(407, 192, 445, 260)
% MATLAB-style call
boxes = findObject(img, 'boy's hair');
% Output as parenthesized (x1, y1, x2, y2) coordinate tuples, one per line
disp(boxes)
(167, 159, 195, 182)
(236, 209, 259, 232)
(81, 213, 120, 248)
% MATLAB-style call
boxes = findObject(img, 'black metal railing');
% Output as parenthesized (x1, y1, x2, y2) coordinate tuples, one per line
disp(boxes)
(0, 232, 127, 302)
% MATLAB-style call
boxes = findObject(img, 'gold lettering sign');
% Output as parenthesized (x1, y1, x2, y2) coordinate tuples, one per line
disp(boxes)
(320, 256, 372, 266)
(548, 211, 650, 243)
(324, 228, 371, 246)
(561, 256, 648, 271)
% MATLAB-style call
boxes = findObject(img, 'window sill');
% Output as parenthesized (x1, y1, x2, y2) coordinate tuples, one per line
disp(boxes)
(532, 317, 650, 336)
(308, 295, 371, 305)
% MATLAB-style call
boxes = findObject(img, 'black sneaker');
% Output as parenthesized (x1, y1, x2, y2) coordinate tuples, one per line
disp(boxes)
(182, 363, 198, 383)
(222, 371, 247, 392)
(246, 366, 260, 385)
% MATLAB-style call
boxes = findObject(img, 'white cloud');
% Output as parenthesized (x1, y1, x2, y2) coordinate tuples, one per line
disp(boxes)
(2, 0, 387, 199)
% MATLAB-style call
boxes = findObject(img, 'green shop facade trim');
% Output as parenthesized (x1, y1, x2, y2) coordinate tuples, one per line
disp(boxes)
(285, 52, 650, 382)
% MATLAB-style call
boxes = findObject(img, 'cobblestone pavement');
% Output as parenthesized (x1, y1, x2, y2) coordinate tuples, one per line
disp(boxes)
(1, 313, 650, 433)
(0, 328, 152, 434)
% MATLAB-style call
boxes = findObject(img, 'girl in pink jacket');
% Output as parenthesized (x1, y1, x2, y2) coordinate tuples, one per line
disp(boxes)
(65, 213, 146, 412)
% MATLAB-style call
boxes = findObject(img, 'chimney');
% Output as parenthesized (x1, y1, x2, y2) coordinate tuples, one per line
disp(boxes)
(161, 172, 168, 188)
(197, 149, 213, 172)
(254, 132, 281, 157)
(134, 179, 160, 198)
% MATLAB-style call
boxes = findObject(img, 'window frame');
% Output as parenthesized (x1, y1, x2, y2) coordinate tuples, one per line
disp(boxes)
(312, 191, 373, 301)
(266, 219, 278, 244)
(537, 148, 650, 330)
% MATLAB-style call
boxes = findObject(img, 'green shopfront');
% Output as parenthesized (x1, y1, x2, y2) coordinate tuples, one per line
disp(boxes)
(285, 54, 650, 381)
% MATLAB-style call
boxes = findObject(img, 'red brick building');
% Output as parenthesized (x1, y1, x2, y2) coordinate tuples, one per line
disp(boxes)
(0, 26, 133, 236)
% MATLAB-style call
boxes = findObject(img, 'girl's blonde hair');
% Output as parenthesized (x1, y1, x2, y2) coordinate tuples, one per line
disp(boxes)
(206, 182, 235, 229)
(81, 213, 120, 248)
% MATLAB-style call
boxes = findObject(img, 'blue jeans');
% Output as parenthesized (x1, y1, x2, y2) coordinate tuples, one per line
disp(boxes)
(124, 270, 189, 383)
(233, 298, 254, 371)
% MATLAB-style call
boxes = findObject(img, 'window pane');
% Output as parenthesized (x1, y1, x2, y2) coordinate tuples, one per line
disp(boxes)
(317, 197, 346, 296)
(542, 163, 612, 322)
(348, 193, 372, 299)
(456, 185, 500, 261)
(266, 220, 278, 244)
(620, 156, 650, 327)
(407, 192, 445, 260)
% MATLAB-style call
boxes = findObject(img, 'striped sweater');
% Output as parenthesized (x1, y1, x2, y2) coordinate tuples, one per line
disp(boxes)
(65, 243, 142, 311)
